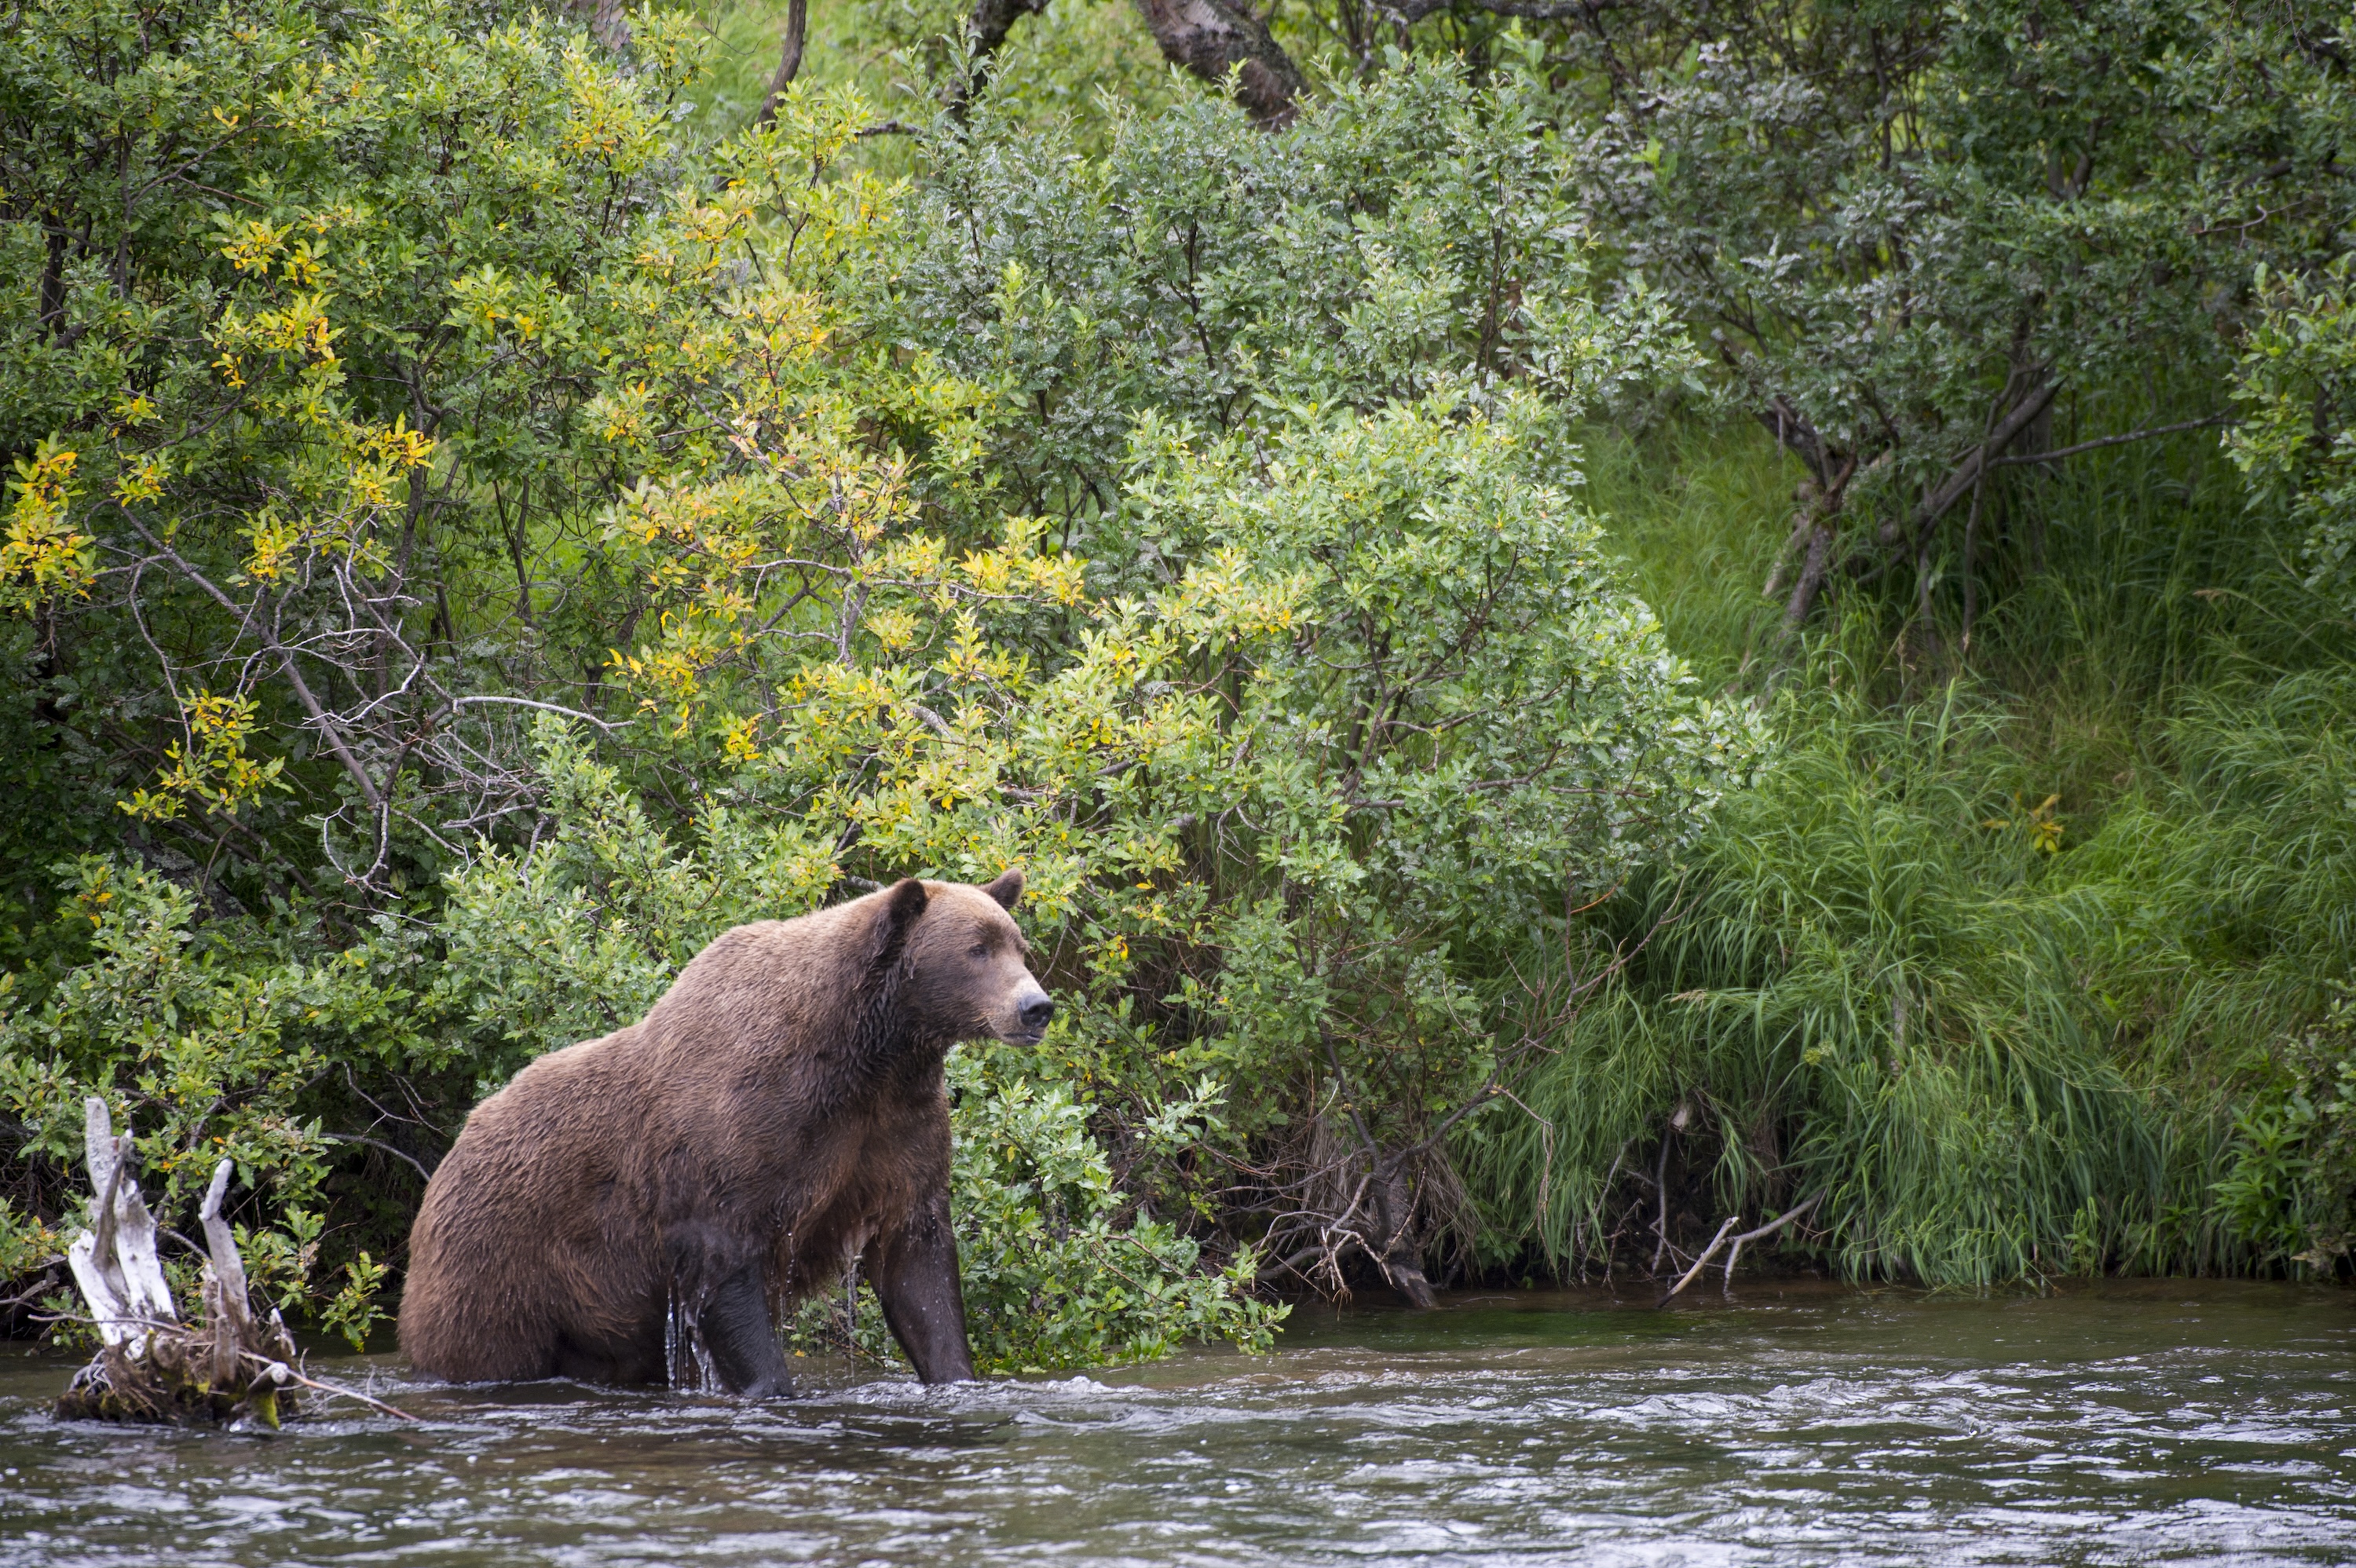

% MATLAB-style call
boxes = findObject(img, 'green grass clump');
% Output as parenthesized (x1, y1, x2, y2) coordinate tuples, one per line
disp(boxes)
(1458, 419, 2356, 1286)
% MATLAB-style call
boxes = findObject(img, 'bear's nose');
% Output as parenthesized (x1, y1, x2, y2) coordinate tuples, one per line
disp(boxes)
(1019, 996, 1056, 1032)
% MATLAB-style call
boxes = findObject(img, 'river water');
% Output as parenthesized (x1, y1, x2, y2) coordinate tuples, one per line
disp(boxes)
(1, 1280, 2350, 1566)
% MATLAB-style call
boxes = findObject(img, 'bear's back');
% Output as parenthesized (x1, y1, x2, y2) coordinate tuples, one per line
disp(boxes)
(636, 909, 862, 1065)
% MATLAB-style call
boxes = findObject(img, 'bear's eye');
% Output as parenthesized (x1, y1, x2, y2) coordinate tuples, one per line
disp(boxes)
(968, 941, 989, 960)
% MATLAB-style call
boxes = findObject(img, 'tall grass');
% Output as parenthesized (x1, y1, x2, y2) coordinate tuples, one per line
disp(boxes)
(1457, 420, 2356, 1286)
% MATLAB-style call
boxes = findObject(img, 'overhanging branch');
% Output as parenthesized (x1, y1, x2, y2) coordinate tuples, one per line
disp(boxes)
(1988, 414, 2229, 466)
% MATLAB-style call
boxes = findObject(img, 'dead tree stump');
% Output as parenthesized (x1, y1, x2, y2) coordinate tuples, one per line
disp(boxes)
(55, 1097, 305, 1427)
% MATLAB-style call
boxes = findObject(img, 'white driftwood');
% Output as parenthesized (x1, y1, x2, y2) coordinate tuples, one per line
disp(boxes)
(64, 1098, 177, 1349)
(199, 1158, 254, 1385)
(1657, 1214, 1739, 1304)
(198, 1160, 252, 1332)
(1654, 1190, 1831, 1306)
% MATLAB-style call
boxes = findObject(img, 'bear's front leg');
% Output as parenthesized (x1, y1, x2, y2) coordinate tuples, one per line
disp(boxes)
(701, 1265, 795, 1398)
(869, 1190, 978, 1383)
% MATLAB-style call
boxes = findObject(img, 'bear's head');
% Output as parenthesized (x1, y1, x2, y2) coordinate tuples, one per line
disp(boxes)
(879, 870, 1055, 1046)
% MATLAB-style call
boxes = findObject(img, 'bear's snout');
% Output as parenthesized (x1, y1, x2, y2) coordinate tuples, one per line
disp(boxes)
(1003, 980, 1055, 1042)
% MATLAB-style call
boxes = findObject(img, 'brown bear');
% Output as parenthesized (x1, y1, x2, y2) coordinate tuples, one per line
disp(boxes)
(397, 871, 1051, 1395)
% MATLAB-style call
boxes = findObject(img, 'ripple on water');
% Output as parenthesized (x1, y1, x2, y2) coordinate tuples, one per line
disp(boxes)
(1, 1281, 2352, 1566)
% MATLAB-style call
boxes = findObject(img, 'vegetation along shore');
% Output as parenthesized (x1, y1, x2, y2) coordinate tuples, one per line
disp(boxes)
(3, 0, 2352, 1370)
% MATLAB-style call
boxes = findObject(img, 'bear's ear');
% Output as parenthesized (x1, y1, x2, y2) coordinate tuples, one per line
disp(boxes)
(868, 877, 929, 968)
(980, 868, 1024, 911)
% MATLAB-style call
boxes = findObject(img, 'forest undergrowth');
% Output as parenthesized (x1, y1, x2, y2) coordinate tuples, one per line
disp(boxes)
(1465, 422, 2356, 1291)
(4, 0, 2354, 1369)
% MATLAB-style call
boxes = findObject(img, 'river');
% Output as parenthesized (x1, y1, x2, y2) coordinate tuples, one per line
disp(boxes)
(2, 1279, 2350, 1565)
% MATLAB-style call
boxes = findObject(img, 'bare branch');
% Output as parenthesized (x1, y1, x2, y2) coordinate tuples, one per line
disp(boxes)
(1718, 1190, 1827, 1292)
(444, 695, 631, 733)
(320, 1134, 434, 1183)
(1910, 377, 2059, 548)
(1657, 1214, 1738, 1303)
(1988, 415, 2230, 466)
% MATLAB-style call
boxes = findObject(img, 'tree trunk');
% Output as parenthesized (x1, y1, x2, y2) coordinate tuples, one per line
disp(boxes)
(1781, 517, 1835, 636)
(754, 0, 809, 126)
(1370, 1164, 1439, 1308)
(953, 0, 1049, 109)
(1130, 0, 1304, 125)
(585, 0, 630, 56)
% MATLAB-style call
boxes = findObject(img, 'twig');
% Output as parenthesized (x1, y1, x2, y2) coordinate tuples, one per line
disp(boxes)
(240, 1351, 417, 1422)
(1657, 1215, 1738, 1304)
(0, 1267, 62, 1314)
(443, 695, 630, 733)
(321, 1134, 434, 1182)
(1720, 1190, 1827, 1294)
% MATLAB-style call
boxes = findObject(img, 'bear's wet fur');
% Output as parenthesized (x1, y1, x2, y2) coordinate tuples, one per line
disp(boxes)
(397, 872, 1051, 1394)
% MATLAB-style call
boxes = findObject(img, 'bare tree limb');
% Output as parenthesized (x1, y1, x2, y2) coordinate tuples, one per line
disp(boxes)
(1657, 1214, 1737, 1303)
(238, 1349, 418, 1421)
(1988, 414, 2230, 466)
(119, 518, 388, 810)
(1910, 378, 2059, 549)
(444, 694, 629, 733)
(320, 1134, 434, 1183)
(1719, 1190, 1826, 1293)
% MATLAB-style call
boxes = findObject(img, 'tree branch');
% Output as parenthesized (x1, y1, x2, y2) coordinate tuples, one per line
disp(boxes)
(1656, 1214, 1736, 1303)
(1718, 1190, 1825, 1292)
(320, 1134, 434, 1183)
(1910, 378, 2059, 549)
(119, 517, 386, 810)
(1988, 415, 2229, 466)
(1130, 0, 1305, 126)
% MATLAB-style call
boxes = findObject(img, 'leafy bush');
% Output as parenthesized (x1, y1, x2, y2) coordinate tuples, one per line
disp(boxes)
(2233, 258, 2356, 615)
(876, 56, 1692, 545)
(436, 719, 1285, 1365)
(0, 857, 432, 1339)
(814, 1058, 1281, 1372)
(1551, 0, 2356, 628)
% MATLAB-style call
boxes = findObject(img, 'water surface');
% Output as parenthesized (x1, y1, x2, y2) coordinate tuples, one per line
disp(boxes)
(2, 1280, 2350, 1566)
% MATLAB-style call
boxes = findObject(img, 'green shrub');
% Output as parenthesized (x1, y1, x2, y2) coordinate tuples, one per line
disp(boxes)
(803, 1058, 1281, 1373)
(436, 719, 1284, 1366)
(0, 857, 435, 1335)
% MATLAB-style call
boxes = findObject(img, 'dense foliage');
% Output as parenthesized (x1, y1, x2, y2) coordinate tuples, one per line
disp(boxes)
(3, 0, 2353, 1369)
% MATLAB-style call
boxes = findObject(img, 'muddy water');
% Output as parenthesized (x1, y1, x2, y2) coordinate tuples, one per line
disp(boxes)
(1, 1281, 2351, 1566)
